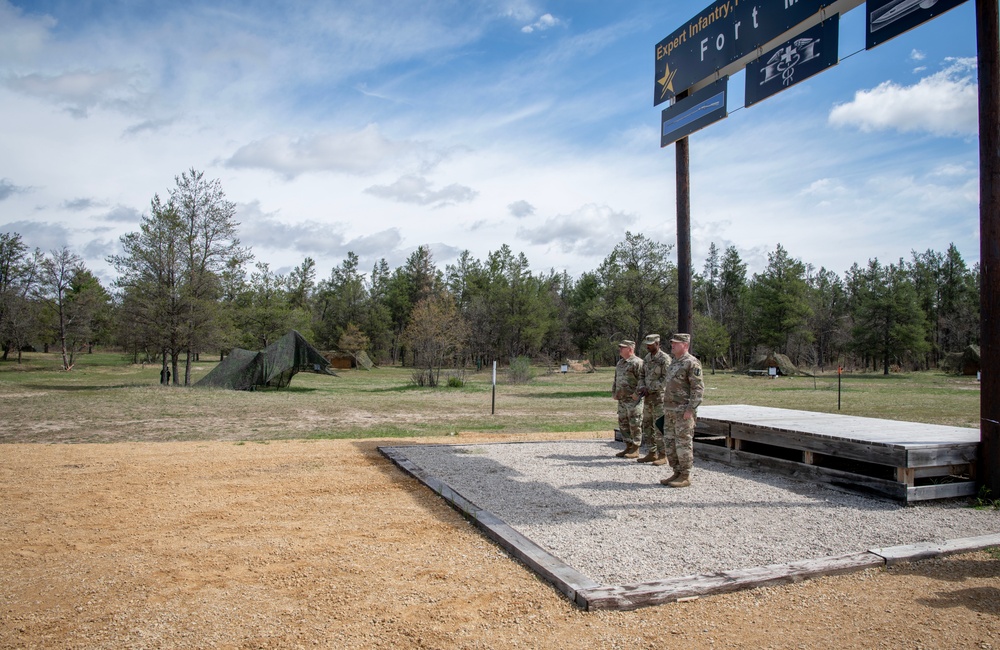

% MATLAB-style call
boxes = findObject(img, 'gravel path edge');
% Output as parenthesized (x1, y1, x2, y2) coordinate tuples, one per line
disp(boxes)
(380, 443, 1000, 611)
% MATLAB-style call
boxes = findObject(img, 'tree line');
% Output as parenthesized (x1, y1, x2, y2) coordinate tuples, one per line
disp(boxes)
(0, 170, 980, 383)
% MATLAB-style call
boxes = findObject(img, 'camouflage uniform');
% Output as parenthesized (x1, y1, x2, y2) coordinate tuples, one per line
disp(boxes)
(613, 349, 643, 447)
(662, 348, 704, 473)
(639, 346, 671, 456)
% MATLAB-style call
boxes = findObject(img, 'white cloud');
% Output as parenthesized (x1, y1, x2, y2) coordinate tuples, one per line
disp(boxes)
(508, 200, 535, 218)
(829, 58, 977, 137)
(498, 0, 539, 22)
(516, 203, 637, 255)
(100, 205, 143, 224)
(5, 69, 149, 118)
(0, 219, 72, 253)
(62, 197, 106, 211)
(236, 200, 404, 263)
(82, 238, 116, 260)
(522, 13, 561, 34)
(0, 178, 32, 201)
(224, 125, 408, 179)
(364, 175, 478, 207)
(798, 178, 849, 198)
(0, 1, 56, 65)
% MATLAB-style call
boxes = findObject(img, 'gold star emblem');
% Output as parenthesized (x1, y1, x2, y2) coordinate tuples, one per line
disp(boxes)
(658, 63, 676, 100)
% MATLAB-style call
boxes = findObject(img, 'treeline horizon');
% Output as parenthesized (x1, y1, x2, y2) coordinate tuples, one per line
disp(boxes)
(0, 170, 980, 382)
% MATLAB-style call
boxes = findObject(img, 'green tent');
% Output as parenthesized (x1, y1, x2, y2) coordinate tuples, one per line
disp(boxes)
(195, 330, 336, 390)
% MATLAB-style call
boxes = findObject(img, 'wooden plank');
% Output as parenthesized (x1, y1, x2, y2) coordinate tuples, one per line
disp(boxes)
(896, 467, 915, 486)
(906, 481, 978, 501)
(695, 420, 730, 436)
(578, 552, 885, 610)
(729, 424, 906, 466)
(715, 449, 909, 501)
(906, 443, 979, 467)
(870, 533, 1000, 566)
(693, 442, 732, 464)
(912, 464, 971, 479)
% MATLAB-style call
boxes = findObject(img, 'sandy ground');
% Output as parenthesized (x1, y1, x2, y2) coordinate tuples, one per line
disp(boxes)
(2, 434, 1000, 649)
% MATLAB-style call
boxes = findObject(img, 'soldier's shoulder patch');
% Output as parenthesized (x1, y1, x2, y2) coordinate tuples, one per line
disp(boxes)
(693, 366, 702, 376)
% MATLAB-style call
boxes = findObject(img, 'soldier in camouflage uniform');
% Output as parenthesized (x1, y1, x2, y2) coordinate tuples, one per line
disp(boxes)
(612, 340, 643, 459)
(636, 334, 671, 465)
(659, 333, 704, 488)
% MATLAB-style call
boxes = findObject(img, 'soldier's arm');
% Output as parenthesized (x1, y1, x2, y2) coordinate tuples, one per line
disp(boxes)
(685, 362, 705, 413)
(627, 358, 642, 392)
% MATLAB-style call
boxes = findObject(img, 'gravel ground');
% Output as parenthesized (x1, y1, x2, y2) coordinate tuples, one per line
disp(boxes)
(398, 439, 1000, 586)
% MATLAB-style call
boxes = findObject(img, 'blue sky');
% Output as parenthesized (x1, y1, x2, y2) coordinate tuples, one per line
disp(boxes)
(0, 0, 980, 285)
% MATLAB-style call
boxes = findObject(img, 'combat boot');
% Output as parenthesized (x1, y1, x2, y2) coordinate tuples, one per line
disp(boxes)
(614, 446, 629, 457)
(651, 453, 669, 466)
(659, 470, 681, 485)
(622, 443, 640, 459)
(636, 451, 657, 463)
(667, 471, 691, 488)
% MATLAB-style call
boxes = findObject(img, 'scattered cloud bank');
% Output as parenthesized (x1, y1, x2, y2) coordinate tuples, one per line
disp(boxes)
(62, 197, 106, 211)
(236, 201, 403, 262)
(0, 219, 71, 252)
(516, 203, 637, 255)
(829, 58, 977, 137)
(0, 178, 31, 201)
(5, 70, 149, 118)
(224, 125, 409, 179)
(364, 175, 477, 208)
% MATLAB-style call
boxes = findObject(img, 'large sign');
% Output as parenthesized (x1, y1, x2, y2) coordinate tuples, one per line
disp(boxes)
(745, 17, 839, 107)
(654, 0, 831, 106)
(866, 0, 970, 49)
(661, 78, 729, 147)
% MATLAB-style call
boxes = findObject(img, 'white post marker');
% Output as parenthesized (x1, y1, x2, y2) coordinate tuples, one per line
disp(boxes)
(492, 360, 497, 415)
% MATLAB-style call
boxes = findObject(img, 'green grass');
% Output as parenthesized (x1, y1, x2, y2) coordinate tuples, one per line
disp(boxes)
(0, 351, 981, 444)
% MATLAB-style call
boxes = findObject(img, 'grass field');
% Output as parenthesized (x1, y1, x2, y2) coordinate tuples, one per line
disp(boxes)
(0, 352, 982, 443)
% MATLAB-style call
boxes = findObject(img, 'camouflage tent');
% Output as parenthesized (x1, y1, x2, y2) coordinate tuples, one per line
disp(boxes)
(746, 352, 799, 376)
(940, 345, 981, 376)
(195, 330, 336, 390)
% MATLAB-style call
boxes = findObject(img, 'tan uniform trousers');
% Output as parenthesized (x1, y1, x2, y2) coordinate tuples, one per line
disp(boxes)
(662, 409, 695, 472)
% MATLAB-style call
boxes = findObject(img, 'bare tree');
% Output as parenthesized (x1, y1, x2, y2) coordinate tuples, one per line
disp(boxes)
(402, 294, 468, 387)
(38, 247, 108, 371)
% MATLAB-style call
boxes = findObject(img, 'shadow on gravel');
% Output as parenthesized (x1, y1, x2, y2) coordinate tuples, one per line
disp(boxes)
(396, 443, 608, 526)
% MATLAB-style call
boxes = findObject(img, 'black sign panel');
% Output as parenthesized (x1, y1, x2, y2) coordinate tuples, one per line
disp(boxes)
(866, 0, 970, 49)
(661, 77, 729, 147)
(654, 0, 829, 106)
(745, 17, 839, 107)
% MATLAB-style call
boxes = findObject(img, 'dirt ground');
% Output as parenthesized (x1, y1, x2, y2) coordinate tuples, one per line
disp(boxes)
(2, 433, 999, 649)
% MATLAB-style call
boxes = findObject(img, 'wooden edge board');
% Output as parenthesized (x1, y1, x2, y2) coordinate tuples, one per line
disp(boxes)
(869, 532, 1000, 566)
(576, 552, 884, 611)
(378, 446, 601, 604)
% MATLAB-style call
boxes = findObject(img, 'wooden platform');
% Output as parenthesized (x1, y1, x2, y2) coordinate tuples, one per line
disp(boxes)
(694, 405, 980, 502)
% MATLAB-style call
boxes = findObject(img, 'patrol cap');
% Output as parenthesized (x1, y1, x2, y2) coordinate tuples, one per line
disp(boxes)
(617, 340, 635, 348)
(642, 334, 660, 345)
(669, 333, 691, 343)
